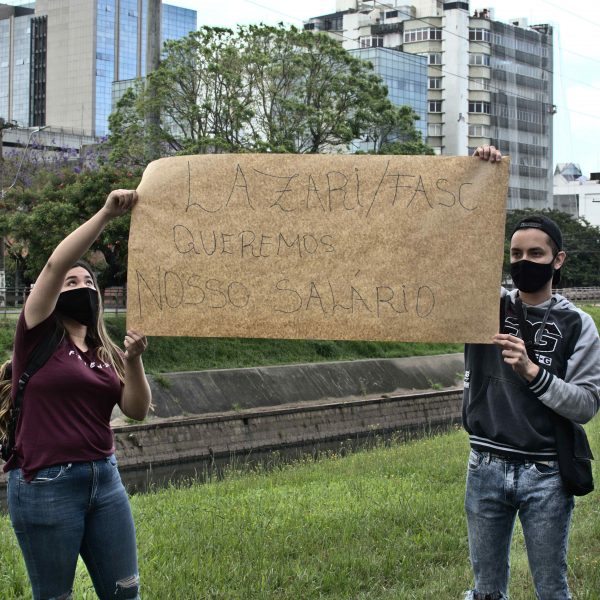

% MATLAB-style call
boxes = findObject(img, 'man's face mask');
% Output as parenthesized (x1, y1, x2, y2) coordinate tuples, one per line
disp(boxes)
(510, 258, 555, 294)
(56, 287, 99, 326)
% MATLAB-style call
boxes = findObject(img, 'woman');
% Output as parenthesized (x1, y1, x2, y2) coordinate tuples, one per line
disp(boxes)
(3, 189, 151, 600)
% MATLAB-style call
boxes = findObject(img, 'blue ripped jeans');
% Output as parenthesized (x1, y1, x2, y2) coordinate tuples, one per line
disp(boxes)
(8, 455, 140, 600)
(464, 449, 574, 600)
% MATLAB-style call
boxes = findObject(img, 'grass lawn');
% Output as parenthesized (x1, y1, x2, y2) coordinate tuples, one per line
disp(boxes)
(2, 421, 600, 599)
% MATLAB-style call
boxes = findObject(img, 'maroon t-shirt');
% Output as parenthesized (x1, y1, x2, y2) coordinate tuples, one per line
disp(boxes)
(3, 310, 122, 481)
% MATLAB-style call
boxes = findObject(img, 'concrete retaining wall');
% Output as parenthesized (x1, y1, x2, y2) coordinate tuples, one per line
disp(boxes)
(144, 353, 465, 417)
(112, 388, 463, 494)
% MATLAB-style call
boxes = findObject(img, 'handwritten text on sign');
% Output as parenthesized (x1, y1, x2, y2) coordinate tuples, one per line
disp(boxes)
(126, 154, 509, 342)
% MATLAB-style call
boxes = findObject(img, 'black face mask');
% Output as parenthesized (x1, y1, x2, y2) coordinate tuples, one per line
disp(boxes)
(56, 287, 99, 326)
(510, 259, 555, 293)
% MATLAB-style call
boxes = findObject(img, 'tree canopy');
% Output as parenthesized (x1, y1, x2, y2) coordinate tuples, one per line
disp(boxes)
(107, 24, 431, 165)
(0, 166, 141, 287)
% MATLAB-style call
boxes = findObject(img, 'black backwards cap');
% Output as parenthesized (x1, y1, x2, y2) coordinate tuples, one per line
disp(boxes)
(511, 215, 563, 251)
(511, 215, 563, 286)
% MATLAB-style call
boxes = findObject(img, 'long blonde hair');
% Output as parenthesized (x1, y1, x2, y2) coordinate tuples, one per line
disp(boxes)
(0, 360, 13, 440)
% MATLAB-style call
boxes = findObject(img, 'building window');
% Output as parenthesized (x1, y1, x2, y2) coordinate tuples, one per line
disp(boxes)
(428, 123, 442, 136)
(468, 124, 490, 136)
(469, 28, 491, 42)
(429, 76, 442, 89)
(429, 100, 443, 113)
(360, 36, 384, 48)
(469, 53, 490, 66)
(404, 28, 442, 43)
(428, 53, 442, 65)
(468, 101, 490, 114)
(469, 77, 490, 90)
(385, 10, 399, 18)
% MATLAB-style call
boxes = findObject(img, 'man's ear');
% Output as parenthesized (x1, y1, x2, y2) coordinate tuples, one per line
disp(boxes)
(554, 250, 566, 270)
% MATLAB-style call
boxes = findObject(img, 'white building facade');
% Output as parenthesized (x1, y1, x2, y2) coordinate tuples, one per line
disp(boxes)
(305, 1, 554, 210)
(553, 163, 600, 226)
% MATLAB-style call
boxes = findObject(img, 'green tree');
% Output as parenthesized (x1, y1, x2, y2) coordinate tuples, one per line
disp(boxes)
(107, 85, 156, 168)
(108, 27, 255, 162)
(240, 25, 409, 154)
(0, 167, 141, 288)
(360, 102, 432, 155)
(107, 24, 432, 160)
(504, 209, 600, 288)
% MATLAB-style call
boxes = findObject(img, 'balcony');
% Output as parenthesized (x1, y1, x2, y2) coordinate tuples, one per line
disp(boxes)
(372, 22, 403, 35)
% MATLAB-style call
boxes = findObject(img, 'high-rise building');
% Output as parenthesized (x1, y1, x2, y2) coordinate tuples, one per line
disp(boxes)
(305, 1, 554, 210)
(0, 4, 36, 127)
(0, 1, 196, 137)
(38, 0, 196, 137)
(348, 47, 428, 151)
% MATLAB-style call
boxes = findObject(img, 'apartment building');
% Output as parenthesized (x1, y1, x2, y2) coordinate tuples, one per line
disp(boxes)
(305, 0, 554, 210)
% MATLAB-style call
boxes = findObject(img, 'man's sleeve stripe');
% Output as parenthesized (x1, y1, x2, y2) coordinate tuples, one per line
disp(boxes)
(528, 368, 553, 396)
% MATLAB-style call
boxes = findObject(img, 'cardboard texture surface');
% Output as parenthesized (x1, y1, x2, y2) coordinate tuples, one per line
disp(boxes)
(127, 154, 509, 342)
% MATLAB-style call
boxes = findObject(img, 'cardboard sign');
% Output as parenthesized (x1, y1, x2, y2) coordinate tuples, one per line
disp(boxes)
(126, 154, 509, 342)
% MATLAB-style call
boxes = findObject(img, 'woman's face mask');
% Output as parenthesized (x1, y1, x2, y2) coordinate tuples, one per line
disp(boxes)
(56, 287, 99, 326)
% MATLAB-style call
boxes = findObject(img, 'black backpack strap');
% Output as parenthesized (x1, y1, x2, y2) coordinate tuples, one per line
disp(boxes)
(1, 323, 63, 461)
(17, 323, 63, 396)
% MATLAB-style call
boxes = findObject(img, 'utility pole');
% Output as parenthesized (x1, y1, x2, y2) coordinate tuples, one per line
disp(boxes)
(146, 0, 162, 160)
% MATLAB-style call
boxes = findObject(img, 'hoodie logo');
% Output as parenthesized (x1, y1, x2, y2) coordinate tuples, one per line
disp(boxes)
(504, 316, 562, 356)
(463, 370, 470, 389)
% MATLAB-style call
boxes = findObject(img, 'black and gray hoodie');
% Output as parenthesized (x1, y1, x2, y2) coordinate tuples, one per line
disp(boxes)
(463, 288, 600, 461)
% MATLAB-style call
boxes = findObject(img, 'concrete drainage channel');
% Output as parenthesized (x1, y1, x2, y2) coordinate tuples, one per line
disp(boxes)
(0, 354, 465, 509)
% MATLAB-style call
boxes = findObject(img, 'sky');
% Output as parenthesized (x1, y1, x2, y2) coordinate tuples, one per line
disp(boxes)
(170, 0, 600, 178)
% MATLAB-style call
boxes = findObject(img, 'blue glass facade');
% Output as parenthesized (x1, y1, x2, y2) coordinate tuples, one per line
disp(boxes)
(162, 3, 196, 43)
(12, 17, 32, 124)
(95, 1, 196, 136)
(119, 0, 139, 81)
(140, 0, 147, 75)
(349, 47, 428, 147)
(96, 0, 117, 136)
(0, 19, 10, 119)
(0, 12, 34, 127)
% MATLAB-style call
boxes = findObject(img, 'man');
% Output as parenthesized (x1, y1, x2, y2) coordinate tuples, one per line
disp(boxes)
(462, 146, 600, 599)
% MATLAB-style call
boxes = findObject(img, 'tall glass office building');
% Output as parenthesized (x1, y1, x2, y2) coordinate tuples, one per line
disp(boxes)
(0, 4, 36, 126)
(94, 1, 196, 136)
(1, 1, 196, 138)
(349, 47, 428, 151)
